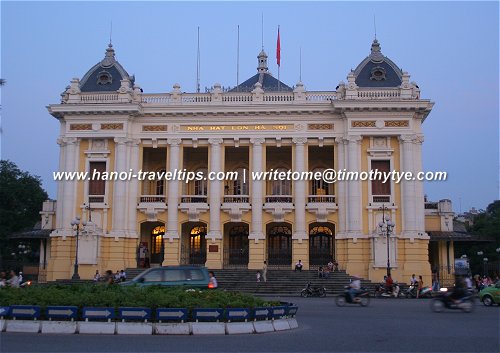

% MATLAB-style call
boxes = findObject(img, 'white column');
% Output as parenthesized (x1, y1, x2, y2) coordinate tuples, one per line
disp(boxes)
(61, 137, 79, 233)
(55, 138, 65, 231)
(127, 139, 140, 237)
(208, 138, 223, 240)
(249, 138, 265, 240)
(399, 134, 417, 236)
(166, 138, 181, 240)
(292, 137, 307, 240)
(111, 137, 127, 236)
(346, 135, 362, 236)
(414, 135, 425, 235)
(335, 137, 347, 236)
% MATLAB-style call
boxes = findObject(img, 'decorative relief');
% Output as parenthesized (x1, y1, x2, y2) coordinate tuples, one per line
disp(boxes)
(70, 124, 92, 131)
(385, 120, 409, 127)
(295, 123, 305, 131)
(91, 139, 106, 151)
(101, 123, 123, 130)
(374, 137, 387, 148)
(142, 125, 167, 132)
(308, 124, 334, 130)
(352, 121, 376, 128)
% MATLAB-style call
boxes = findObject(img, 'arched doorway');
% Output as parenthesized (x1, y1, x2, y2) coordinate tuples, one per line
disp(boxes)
(139, 222, 165, 268)
(267, 223, 292, 268)
(309, 223, 335, 267)
(223, 223, 249, 268)
(150, 225, 165, 265)
(180, 223, 207, 265)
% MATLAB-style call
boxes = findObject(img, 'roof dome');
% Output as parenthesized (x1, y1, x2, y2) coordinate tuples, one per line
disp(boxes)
(353, 39, 403, 88)
(79, 44, 134, 92)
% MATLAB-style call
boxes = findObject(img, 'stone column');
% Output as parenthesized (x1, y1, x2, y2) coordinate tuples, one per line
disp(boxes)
(127, 139, 140, 237)
(346, 135, 362, 236)
(399, 134, 417, 236)
(111, 137, 127, 237)
(61, 137, 79, 234)
(205, 138, 223, 269)
(248, 138, 265, 270)
(414, 135, 426, 236)
(335, 137, 347, 237)
(166, 138, 181, 240)
(55, 138, 66, 231)
(292, 137, 308, 269)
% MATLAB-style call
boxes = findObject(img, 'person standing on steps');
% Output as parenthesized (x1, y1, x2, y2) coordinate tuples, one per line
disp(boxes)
(262, 260, 268, 282)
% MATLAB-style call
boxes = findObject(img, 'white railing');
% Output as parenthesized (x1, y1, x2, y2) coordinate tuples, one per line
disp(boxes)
(357, 89, 400, 99)
(139, 195, 166, 203)
(142, 95, 172, 104)
(223, 195, 250, 203)
(262, 93, 294, 102)
(180, 195, 208, 203)
(307, 195, 336, 203)
(80, 93, 119, 103)
(305, 92, 337, 101)
(371, 195, 391, 203)
(265, 195, 293, 203)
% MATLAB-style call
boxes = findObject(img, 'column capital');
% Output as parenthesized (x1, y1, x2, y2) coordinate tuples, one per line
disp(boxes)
(114, 137, 128, 145)
(208, 138, 223, 146)
(398, 134, 417, 143)
(167, 138, 182, 147)
(346, 135, 363, 144)
(59, 136, 78, 146)
(292, 137, 307, 145)
(250, 138, 265, 145)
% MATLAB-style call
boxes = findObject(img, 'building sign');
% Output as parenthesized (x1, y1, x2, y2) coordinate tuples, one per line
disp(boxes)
(180, 124, 294, 132)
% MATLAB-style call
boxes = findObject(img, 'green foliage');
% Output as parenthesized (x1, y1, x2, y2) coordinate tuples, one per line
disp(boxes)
(0, 284, 274, 312)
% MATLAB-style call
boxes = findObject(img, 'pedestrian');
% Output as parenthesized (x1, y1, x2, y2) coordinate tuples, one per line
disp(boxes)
(7, 270, 19, 288)
(208, 271, 218, 289)
(416, 275, 424, 298)
(295, 260, 303, 272)
(0, 271, 7, 287)
(93, 270, 100, 282)
(256, 271, 261, 282)
(262, 261, 268, 282)
(105, 270, 114, 285)
(18, 272, 23, 284)
(120, 269, 127, 282)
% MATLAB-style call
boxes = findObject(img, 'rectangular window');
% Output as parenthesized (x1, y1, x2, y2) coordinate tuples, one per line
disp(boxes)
(371, 160, 391, 200)
(89, 161, 106, 197)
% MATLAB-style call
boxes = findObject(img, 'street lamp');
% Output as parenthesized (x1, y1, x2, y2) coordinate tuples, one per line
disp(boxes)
(70, 216, 86, 280)
(483, 258, 488, 276)
(378, 204, 396, 278)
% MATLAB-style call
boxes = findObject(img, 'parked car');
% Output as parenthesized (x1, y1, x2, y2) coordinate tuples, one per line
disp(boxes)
(120, 266, 211, 289)
(479, 280, 500, 306)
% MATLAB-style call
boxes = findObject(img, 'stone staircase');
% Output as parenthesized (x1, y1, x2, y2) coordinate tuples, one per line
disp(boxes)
(125, 267, 376, 296)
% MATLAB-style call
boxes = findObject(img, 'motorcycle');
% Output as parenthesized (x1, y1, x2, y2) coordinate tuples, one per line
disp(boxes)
(336, 286, 371, 306)
(405, 283, 433, 298)
(376, 282, 402, 298)
(430, 290, 475, 313)
(300, 282, 326, 297)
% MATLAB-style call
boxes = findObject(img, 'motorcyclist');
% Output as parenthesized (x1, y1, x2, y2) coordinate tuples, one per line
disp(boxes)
(447, 275, 467, 304)
(349, 275, 361, 302)
(385, 274, 394, 294)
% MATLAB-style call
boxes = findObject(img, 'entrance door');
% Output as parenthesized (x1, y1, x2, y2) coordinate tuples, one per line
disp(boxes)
(189, 225, 207, 265)
(309, 224, 334, 266)
(267, 224, 292, 268)
(224, 224, 249, 267)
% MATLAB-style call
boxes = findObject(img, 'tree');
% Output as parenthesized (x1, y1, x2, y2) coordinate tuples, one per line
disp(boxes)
(0, 160, 48, 266)
(0, 78, 5, 86)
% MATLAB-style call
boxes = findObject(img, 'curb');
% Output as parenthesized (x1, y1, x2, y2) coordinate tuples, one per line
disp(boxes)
(1, 318, 298, 335)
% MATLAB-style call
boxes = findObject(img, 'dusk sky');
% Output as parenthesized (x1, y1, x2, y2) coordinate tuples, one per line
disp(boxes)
(1, 1, 499, 213)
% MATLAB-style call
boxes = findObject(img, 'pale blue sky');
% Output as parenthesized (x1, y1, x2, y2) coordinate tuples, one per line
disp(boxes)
(1, 1, 499, 213)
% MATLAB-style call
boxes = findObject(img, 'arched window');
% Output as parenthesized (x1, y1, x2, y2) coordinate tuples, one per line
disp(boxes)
(151, 225, 165, 255)
(311, 168, 331, 196)
(190, 226, 207, 254)
(309, 224, 334, 266)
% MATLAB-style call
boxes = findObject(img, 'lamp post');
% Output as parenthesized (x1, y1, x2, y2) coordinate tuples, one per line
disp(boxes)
(483, 258, 488, 277)
(378, 204, 396, 278)
(70, 216, 85, 280)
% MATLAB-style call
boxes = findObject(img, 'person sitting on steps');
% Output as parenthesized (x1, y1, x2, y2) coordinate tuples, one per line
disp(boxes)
(295, 260, 303, 272)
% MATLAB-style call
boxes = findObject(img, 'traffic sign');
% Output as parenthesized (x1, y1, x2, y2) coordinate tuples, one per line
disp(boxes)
(119, 307, 151, 321)
(156, 308, 188, 322)
(286, 306, 299, 316)
(192, 308, 223, 322)
(253, 307, 270, 320)
(0, 306, 10, 318)
(82, 307, 115, 320)
(271, 306, 286, 319)
(10, 305, 40, 319)
(46, 306, 78, 320)
(225, 308, 251, 321)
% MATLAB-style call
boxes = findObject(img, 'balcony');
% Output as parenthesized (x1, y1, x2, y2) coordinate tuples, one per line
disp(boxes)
(221, 195, 251, 222)
(371, 195, 392, 204)
(137, 195, 167, 222)
(306, 195, 338, 223)
(263, 195, 294, 222)
(179, 195, 209, 222)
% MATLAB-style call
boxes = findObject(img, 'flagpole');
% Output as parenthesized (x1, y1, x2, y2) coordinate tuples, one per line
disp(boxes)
(277, 25, 280, 91)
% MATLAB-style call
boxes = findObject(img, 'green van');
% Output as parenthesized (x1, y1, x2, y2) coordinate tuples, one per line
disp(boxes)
(120, 266, 211, 289)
